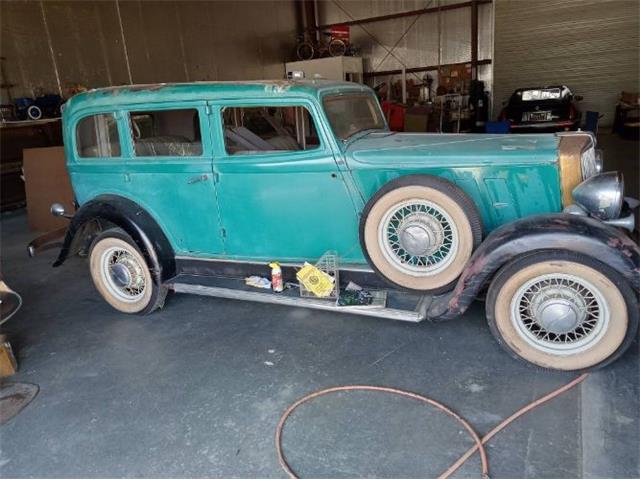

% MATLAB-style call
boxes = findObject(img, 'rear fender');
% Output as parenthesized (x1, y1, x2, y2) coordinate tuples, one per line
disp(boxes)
(428, 213, 640, 321)
(53, 195, 176, 284)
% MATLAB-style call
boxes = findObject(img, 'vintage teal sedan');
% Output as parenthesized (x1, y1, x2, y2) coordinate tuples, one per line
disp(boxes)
(35, 80, 638, 371)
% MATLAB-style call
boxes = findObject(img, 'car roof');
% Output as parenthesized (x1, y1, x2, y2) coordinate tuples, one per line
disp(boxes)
(64, 80, 372, 116)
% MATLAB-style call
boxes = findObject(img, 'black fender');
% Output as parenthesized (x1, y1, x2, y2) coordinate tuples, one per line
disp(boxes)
(53, 195, 176, 284)
(428, 213, 640, 321)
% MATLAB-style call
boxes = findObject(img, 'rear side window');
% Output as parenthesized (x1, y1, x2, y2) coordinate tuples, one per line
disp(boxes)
(221, 106, 319, 154)
(129, 109, 202, 156)
(76, 113, 121, 158)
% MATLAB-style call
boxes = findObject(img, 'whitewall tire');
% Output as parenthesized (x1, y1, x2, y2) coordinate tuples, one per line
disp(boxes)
(89, 229, 167, 314)
(487, 251, 638, 371)
(360, 175, 482, 293)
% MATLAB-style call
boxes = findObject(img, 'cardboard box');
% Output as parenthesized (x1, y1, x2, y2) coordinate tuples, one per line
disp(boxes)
(22, 146, 74, 232)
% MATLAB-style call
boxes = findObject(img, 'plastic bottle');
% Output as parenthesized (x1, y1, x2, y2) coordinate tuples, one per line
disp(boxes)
(269, 262, 283, 293)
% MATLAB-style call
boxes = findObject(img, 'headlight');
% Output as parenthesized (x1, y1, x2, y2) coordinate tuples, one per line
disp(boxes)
(572, 171, 624, 220)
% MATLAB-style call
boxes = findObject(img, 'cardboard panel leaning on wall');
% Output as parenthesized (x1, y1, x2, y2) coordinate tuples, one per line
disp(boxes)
(23, 147, 74, 232)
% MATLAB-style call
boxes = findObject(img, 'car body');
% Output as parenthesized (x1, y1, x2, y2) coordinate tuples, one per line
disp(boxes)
(32, 80, 639, 372)
(500, 85, 582, 133)
(62, 81, 568, 264)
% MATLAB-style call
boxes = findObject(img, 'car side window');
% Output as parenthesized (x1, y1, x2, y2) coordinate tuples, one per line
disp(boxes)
(76, 113, 121, 158)
(129, 108, 202, 156)
(221, 106, 320, 155)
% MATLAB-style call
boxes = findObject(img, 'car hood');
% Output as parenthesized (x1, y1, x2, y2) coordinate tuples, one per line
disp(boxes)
(344, 132, 559, 167)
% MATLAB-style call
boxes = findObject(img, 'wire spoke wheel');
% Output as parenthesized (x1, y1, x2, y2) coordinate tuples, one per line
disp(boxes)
(296, 41, 315, 61)
(89, 231, 163, 314)
(379, 199, 458, 276)
(328, 38, 347, 57)
(511, 273, 607, 355)
(101, 246, 147, 302)
(487, 252, 636, 371)
(361, 176, 481, 293)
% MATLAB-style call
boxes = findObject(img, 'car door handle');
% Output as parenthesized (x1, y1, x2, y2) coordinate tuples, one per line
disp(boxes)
(187, 174, 209, 184)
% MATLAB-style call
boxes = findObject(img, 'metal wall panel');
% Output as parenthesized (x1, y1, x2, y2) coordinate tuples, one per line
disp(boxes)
(316, 0, 493, 84)
(0, 0, 297, 102)
(494, 0, 639, 125)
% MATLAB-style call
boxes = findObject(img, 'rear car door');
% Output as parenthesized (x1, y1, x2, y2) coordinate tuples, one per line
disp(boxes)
(121, 103, 224, 255)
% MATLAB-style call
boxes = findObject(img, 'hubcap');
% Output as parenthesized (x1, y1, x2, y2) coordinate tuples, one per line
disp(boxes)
(100, 246, 146, 302)
(537, 298, 581, 334)
(511, 273, 608, 354)
(110, 263, 132, 288)
(398, 214, 443, 256)
(378, 200, 458, 276)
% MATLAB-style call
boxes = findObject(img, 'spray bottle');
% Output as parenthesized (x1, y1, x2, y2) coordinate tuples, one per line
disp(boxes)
(269, 262, 283, 293)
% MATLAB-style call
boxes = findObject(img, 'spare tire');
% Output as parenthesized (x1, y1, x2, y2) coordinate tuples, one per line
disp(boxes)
(360, 175, 482, 293)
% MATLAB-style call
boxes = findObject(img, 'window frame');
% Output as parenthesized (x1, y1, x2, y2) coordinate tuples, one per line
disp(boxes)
(73, 111, 124, 161)
(214, 99, 328, 159)
(123, 102, 210, 160)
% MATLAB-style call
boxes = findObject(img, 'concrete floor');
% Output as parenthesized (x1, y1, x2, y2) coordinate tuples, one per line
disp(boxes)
(1, 134, 638, 478)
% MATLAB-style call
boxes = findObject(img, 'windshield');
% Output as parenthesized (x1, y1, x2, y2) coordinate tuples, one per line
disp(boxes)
(323, 94, 386, 141)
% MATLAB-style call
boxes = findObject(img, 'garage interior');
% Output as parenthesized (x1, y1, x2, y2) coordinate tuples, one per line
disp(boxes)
(0, 0, 638, 478)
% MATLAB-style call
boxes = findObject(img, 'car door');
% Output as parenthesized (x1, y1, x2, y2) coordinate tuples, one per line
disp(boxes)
(209, 99, 361, 263)
(122, 102, 224, 256)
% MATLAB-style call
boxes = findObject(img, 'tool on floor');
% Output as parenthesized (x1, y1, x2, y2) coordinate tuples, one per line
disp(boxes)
(275, 374, 589, 478)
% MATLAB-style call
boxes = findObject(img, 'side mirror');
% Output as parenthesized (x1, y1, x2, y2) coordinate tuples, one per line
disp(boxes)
(50, 202, 71, 218)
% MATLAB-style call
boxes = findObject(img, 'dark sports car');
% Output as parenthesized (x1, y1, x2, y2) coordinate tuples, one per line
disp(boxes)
(499, 85, 582, 132)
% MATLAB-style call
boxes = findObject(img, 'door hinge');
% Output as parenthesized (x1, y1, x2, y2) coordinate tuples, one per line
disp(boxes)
(220, 228, 226, 238)
(212, 171, 219, 183)
(204, 105, 211, 115)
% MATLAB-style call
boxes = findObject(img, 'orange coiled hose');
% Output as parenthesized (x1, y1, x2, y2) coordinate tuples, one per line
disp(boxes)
(275, 374, 589, 478)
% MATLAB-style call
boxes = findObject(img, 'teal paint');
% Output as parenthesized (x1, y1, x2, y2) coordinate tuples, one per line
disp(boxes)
(484, 178, 519, 225)
(63, 81, 563, 265)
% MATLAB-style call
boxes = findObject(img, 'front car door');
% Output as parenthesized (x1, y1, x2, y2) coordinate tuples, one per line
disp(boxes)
(209, 98, 361, 263)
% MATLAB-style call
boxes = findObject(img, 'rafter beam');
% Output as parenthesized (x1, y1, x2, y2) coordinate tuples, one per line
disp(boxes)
(313, 0, 492, 31)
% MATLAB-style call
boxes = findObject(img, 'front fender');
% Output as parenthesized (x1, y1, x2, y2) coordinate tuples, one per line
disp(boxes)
(53, 195, 176, 284)
(428, 213, 640, 321)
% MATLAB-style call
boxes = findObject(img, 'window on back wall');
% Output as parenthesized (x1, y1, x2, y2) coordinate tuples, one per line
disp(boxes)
(221, 106, 320, 154)
(129, 108, 202, 156)
(76, 113, 121, 158)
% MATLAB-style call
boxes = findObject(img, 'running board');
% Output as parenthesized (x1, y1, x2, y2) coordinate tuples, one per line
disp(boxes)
(170, 282, 431, 323)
